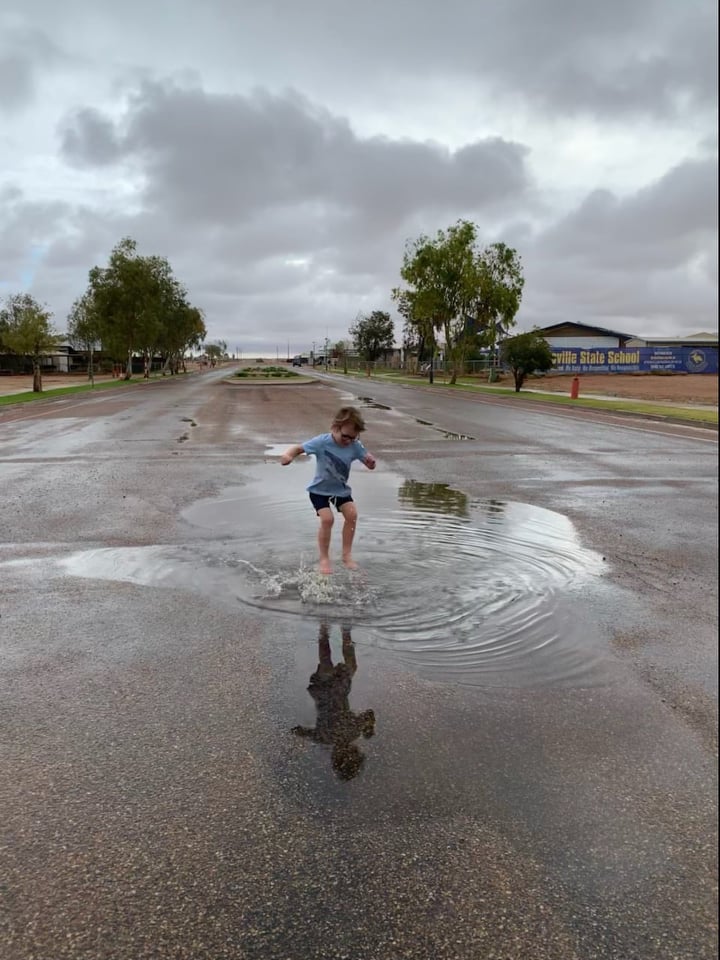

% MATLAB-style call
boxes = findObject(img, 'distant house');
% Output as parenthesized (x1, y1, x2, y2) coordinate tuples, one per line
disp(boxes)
(532, 322, 636, 350)
(0, 342, 86, 374)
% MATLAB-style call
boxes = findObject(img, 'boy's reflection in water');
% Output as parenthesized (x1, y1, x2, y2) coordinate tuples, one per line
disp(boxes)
(292, 621, 376, 780)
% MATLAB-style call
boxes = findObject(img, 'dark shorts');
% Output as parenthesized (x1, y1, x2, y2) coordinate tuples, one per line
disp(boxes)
(309, 493, 354, 513)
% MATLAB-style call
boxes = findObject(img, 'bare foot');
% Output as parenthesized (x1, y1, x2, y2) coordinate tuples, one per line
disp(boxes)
(342, 556, 360, 570)
(318, 558, 333, 575)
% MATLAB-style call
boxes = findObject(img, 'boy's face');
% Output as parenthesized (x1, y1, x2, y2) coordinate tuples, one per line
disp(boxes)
(332, 421, 359, 446)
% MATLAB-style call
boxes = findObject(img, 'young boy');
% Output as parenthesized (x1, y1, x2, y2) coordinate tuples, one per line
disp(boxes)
(281, 406, 376, 574)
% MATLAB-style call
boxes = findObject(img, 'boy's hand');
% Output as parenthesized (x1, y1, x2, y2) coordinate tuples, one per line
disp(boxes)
(364, 453, 377, 470)
(280, 454, 293, 466)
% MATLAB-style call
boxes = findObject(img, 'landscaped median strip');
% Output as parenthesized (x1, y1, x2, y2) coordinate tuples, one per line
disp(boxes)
(224, 365, 315, 384)
(336, 370, 718, 425)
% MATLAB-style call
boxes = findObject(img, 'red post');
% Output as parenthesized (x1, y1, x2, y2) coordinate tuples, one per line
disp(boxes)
(570, 376, 580, 399)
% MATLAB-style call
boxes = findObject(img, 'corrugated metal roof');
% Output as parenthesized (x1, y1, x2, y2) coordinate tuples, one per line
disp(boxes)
(535, 321, 636, 339)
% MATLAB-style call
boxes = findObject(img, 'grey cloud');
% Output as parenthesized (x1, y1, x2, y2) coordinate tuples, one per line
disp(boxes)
(0, 188, 72, 281)
(0, 54, 34, 111)
(161, 0, 718, 120)
(519, 159, 718, 336)
(541, 155, 718, 269)
(60, 108, 124, 166)
(5, 0, 716, 124)
(0, 25, 66, 112)
(58, 81, 532, 229)
(502, 1, 717, 118)
(156, 0, 714, 119)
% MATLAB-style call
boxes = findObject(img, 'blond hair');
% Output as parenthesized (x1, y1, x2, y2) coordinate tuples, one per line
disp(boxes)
(331, 406, 366, 432)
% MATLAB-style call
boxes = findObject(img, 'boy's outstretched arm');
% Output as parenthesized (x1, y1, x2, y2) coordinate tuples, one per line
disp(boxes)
(363, 452, 377, 470)
(280, 444, 305, 465)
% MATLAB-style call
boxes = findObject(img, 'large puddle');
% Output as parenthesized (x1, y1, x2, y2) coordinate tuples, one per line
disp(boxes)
(30, 461, 613, 689)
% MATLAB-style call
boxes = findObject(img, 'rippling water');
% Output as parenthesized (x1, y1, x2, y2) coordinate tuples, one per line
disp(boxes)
(47, 465, 611, 688)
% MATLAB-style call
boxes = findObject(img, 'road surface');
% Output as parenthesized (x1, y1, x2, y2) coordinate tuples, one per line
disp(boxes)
(1, 369, 717, 959)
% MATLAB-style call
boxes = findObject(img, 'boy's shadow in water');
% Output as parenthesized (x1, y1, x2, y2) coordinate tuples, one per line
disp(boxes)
(292, 620, 376, 781)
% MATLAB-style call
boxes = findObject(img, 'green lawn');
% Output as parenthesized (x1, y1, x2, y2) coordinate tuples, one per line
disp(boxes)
(0, 378, 148, 406)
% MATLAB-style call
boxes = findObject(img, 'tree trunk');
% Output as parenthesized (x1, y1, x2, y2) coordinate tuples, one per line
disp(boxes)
(32, 360, 42, 393)
(125, 349, 133, 380)
(88, 348, 95, 387)
(143, 350, 150, 379)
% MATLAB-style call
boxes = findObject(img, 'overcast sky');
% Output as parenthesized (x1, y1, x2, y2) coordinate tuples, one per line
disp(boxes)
(1, 0, 717, 354)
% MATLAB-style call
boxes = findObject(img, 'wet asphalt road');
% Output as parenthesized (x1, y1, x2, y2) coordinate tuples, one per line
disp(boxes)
(1, 369, 717, 960)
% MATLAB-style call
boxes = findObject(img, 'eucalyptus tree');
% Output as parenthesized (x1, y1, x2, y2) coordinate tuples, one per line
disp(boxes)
(88, 238, 170, 379)
(160, 300, 206, 374)
(333, 339, 351, 373)
(396, 220, 524, 384)
(470, 242, 525, 350)
(134, 254, 179, 378)
(67, 291, 102, 384)
(349, 310, 395, 376)
(392, 287, 436, 379)
(204, 340, 226, 366)
(86, 236, 207, 379)
(0, 293, 60, 392)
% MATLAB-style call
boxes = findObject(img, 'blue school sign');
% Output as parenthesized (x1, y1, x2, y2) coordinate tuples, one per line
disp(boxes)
(550, 346, 718, 374)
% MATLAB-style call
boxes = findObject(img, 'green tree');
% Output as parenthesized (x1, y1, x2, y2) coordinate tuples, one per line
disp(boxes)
(205, 340, 226, 366)
(88, 238, 185, 380)
(396, 221, 524, 385)
(159, 301, 206, 374)
(0, 293, 60, 392)
(392, 288, 436, 377)
(349, 310, 394, 376)
(67, 291, 102, 385)
(469, 242, 525, 350)
(134, 255, 180, 378)
(333, 339, 350, 374)
(500, 330, 554, 392)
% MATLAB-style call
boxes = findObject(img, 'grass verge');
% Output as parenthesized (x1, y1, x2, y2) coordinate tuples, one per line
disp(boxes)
(0, 377, 163, 406)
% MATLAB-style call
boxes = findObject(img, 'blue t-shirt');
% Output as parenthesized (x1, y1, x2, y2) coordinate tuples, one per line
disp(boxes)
(302, 432, 368, 496)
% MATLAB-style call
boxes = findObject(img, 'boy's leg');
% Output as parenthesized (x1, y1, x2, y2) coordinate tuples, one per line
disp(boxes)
(339, 501, 359, 569)
(341, 628, 358, 675)
(317, 621, 333, 670)
(316, 507, 334, 574)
